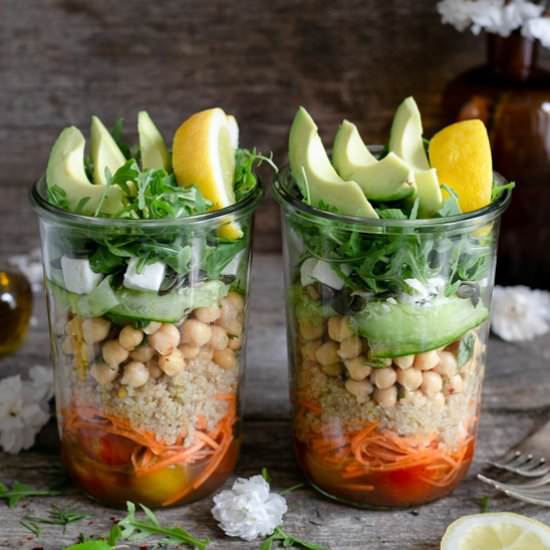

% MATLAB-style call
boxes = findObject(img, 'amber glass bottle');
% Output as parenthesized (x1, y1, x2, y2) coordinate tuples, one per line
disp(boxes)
(443, 32, 550, 288)
(0, 270, 32, 357)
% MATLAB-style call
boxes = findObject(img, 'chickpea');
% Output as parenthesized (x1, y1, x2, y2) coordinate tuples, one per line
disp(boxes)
(435, 351, 458, 378)
(229, 336, 242, 351)
(298, 319, 323, 341)
(199, 347, 214, 361)
(149, 324, 181, 355)
(393, 354, 415, 370)
(148, 360, 163, 379)
(225, 319, 243, 338)
(143, 321, 161, 335)
(195, 304, 221, 324)
(337, 335, 362, 360)
(301, 340, 321, 361)
(81, 317, 111, 345)
(180, 344, 200, 359)
(181, 319, 212, 347)
(374, 386, 398, 408)
(414, 350, 440, 371)
(118, 325, 144, 351)
(371, 367, 397, 390)
(345, 379, 373, 404)
(64, 317, 81, 336)
(446, 374, 464, 395)
(121, 361, 149, 388)
(130, 344, 155, 362)
(421, 371, 443, 397)
(91, 362, 118, 385)
(396, 367, 423, 391)
(61, 337, 73, 355)
(327, 316, 354, 343)
(209, 326, 229, 351)
(225, 291, 245, 313)
(321, 363, 343, 377)
(344, 356, 372, 381)
(314, 342, 340, 366)
(213, 348, 237, 369)
(102, 340, 129, 367)
(159, 348, 185, 377)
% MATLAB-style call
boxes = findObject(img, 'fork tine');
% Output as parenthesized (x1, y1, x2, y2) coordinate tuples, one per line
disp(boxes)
(477, 473, 550, 507)
(491, 449, 521, 467)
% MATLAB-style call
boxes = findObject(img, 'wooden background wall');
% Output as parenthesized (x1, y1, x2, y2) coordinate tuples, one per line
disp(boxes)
(0, 0, 533, 253)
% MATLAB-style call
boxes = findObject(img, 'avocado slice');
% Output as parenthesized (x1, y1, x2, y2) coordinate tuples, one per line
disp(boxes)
(353, 296, 488, 358)
(46, 127, 124, 215)
(288, 107, 378, 218)
(332, 120, 415, 202)
(416, 169, 443, 217)
(90, 115, 126, 186)
(389, 97, 430, 172)
(138, 111, 170, 171)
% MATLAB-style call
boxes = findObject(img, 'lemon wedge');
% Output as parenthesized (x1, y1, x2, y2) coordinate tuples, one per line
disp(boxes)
(429, 119, 493, 213)
(172, 108, 241, 239)
(441, 513, 550, 550)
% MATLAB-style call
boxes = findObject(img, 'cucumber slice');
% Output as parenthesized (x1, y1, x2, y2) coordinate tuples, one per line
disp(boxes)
(48, 277, 119, 317)
(110, 280, 228, 323)
(353, 296, 488, 358)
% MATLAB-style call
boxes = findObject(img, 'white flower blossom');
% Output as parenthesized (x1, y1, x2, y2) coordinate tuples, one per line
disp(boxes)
(0, 366, 53, 454)
(212, 475, 288, 541)
(491, 285, 550, 341)
(8, 248, 44, 293)
(437, 0, 544, 38)
(522, 16, 550, 48)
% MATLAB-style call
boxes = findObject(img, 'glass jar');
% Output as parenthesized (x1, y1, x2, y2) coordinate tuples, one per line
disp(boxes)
(274, 169, 511, 508)
(32, 177, 262, 508)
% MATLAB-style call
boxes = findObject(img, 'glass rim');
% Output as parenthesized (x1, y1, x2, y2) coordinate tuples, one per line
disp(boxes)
(273, 165, 512, 230)
(30, 175, 264, 228)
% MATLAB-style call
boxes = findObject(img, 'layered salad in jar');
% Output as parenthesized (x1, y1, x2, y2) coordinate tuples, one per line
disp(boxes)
(35, 108, 269, 507)
(278, 98, 513, 507)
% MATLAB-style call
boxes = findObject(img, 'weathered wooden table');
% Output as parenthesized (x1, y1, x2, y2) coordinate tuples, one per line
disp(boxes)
(1, 254, 549, 549)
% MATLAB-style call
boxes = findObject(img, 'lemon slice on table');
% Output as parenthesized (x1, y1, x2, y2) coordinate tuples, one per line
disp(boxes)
(429, 119, 493, 213)
(172, 108, 242, 239)
(441, 513, 550, 550)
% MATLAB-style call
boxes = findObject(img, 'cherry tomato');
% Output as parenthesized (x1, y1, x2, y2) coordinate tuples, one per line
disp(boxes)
(78, 429, 136, 465)
(131, 465, 189, 505)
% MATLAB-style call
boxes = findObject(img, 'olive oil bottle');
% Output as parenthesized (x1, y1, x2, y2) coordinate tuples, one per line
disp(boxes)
(0, 270, 32, 357)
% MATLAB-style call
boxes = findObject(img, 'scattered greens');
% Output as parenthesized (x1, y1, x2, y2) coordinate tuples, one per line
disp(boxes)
(280, 483, 306, 496)
(260, 527, 330, 550)
(21, 505, 89, 534)
(0, 481, 61, 508)
(479, 495, 491, 513)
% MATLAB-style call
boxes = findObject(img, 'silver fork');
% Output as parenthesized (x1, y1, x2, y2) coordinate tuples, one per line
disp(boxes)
(478, 419, 550, 506)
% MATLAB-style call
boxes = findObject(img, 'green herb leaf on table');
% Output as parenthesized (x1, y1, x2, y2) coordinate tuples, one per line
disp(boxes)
(480, 495, 491, 513)
(22, 505, 90, 533)
(261, 467, 272, 483)
(261, 527, 330, 550)
(20, 518, 42, 537)
(0, 481, 61, 508)
(64, 541, 114, 550)
(117, 501, 209, 549)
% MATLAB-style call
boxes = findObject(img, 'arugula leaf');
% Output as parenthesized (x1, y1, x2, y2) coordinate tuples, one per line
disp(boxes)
(376, 208, 407, 220)
(261, 527, 330, 550)
(205, 237, 246, 279)
(48, 185, 70, 210)
(491, 181, 515, 202)
(23, 505, 89, 533)
(117, 501, 209, 549)
(457, 332, 476, 368)
(437, 184, 462, 217)
(234, 148, 277, 201)
(261, 467, 272, 483)
(0, 481, 61, 508)
(65, 542, 113, 550)
(280, 483, 306, 495)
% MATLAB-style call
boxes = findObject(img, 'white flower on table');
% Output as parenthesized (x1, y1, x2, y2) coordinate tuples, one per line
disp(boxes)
(211, 475, 288, 541)
(522, 17, 550, 48)
(0, 366, 53, 454)
(491, 285, 550, 342)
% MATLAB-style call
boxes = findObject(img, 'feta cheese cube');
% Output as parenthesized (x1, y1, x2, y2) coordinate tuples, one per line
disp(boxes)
(300, 257, 318, 287)
(124, 257, 166, 292)
(61, 256, 103, 295)
(312, 260, 350, 290)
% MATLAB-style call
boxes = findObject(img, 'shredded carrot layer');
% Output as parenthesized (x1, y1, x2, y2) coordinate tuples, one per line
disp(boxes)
(297, 399, 473, 490)
(63, 394, 237, 505)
